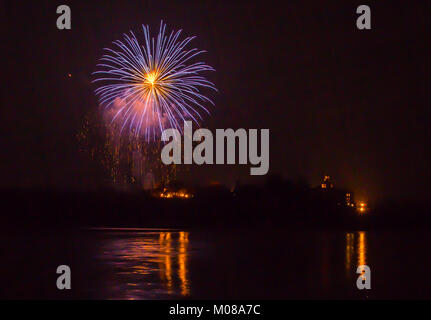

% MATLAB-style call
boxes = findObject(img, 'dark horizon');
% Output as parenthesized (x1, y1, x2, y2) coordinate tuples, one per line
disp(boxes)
(3, 1, 430, 203)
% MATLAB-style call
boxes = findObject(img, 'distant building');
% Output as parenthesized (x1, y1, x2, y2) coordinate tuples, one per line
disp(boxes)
(317, 175, 355, 208)
(157, 187, 193, 199)
(346, 192, 351, 206)
(321, 175, 334, 189)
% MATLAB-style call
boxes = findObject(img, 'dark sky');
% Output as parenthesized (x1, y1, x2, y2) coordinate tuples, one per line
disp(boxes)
(3, 1, 430, 202)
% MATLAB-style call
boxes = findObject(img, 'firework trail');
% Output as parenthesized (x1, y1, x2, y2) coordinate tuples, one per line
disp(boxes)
(93, 21, 216, 141)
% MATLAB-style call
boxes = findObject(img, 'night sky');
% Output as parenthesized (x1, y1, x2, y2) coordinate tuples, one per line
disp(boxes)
(3, 1, 430, 202)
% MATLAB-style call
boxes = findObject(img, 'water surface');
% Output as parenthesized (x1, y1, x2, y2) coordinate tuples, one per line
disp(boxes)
(3, 228, 431, 299)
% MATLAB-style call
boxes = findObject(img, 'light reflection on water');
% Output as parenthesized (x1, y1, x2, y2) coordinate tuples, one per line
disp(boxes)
(93, 230, 370, 299)
(345, 231, 368, 277)
(96, 231, 190, 299)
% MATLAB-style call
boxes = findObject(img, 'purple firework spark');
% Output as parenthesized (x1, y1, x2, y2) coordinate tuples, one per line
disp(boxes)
(93, 21, 216, 140)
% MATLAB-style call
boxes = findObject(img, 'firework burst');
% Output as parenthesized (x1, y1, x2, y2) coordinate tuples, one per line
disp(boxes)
(93, 21, 216, 141)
